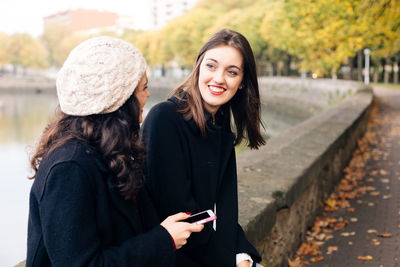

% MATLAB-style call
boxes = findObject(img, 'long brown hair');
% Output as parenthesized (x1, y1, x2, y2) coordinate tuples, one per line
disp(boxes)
(30, 93, 145, 199)
(170, 29, 265, 149)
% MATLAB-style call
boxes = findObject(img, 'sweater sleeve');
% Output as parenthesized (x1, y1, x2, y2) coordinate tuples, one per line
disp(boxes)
(236, 224, 262, 264)
(39, 162, 175, 267)
(141, 103, 233, 266)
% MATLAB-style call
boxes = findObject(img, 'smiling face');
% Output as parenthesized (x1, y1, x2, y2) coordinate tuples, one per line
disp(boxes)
(134, 73, 150, 123)
(198, 45, 244, 115)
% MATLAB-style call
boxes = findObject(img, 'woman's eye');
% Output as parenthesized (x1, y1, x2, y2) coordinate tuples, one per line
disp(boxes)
(206, 63, 215, 69)
(228, 70, 238, 76)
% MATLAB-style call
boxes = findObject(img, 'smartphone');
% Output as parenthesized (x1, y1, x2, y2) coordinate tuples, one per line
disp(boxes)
(182, 209, 217, 224)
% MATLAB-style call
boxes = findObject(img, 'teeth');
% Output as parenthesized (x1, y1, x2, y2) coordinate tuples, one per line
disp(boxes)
(209, 86, 224, 93)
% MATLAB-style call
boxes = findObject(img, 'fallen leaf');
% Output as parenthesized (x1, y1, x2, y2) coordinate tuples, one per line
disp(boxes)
(341, 231, 356, 237)
(372, 238, 381, 246)
(367, 229, 377, 234)
(370, 191, 380, 196)
(358, 255, 373, 260)
(377, 233, 392, 238)
(297, 241, 322, 256)
(334, 221, 349, 231)
(380, 169, 388, 175)
(288, 257, 303, 267)
(310, 256, 324, 263)
(348, 241, 353, 245)
(347, 207, 356, 212)
(327, 246, 338, 255)
(366, 177, 374, 182)
(383, 194, 392, 199)
(350, 217, 358, 222)
(380, 178, 390, 183)
(325, 234, 334, 241)
(326, 198, 337, 209)
(368, 202, 375, 207)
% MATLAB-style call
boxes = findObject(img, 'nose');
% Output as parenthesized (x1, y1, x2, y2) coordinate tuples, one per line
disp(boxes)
(213, 69, 225, 85)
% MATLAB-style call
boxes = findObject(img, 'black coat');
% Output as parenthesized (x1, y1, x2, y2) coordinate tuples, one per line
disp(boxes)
(141, 97, 261, 267)
(27, 140, 175, 267)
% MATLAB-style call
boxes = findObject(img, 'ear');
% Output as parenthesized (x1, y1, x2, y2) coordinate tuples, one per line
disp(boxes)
(239, 84, 244, 90)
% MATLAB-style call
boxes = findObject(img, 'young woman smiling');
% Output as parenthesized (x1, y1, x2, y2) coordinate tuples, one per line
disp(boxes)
(141, 29, 265, 267)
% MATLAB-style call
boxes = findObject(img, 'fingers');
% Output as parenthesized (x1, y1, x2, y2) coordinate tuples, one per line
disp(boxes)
(189, 223, 204, 232)
(168, 212, 191, 222)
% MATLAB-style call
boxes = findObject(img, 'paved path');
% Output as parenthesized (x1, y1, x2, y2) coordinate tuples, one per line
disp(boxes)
(299, 87, 400, 267)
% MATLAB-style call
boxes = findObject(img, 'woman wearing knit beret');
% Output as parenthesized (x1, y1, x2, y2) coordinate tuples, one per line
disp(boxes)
(26, 36, 203, 267)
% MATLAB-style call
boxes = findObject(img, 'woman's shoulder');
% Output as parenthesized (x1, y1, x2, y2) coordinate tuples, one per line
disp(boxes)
(38, 140, 105, 179)
(32, 140, 104, 201)
(144, 97, 184, 124)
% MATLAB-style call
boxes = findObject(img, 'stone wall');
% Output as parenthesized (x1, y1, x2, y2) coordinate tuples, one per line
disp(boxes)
(237, 87, 373, 266)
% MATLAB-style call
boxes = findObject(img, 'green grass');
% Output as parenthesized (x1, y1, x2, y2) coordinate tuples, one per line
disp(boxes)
(371, 82, 400, 90)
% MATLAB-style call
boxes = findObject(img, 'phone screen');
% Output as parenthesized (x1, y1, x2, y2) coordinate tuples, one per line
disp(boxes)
(182, 211, 212, 223)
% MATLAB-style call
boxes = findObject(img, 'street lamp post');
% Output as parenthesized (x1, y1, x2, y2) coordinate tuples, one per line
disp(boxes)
(364, 48, 370, 85)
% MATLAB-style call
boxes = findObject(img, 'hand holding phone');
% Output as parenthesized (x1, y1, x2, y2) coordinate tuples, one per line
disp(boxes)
(181, 209, 217, 224)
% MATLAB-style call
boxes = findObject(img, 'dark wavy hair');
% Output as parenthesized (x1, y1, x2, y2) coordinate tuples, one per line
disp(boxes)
(30, 93, 145, 199)
(170, 29, 265, 149)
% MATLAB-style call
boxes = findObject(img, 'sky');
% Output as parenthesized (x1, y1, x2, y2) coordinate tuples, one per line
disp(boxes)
(0, 0, 152, 37)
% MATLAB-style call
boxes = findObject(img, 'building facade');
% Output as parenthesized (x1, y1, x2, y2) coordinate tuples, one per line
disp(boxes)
(150, 0, 198, 29)
(43, 9, 134, 35)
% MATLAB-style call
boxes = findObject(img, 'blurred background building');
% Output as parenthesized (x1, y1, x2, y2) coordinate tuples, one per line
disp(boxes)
(150, 0, 198, 29)
(43, 9, 136, 35)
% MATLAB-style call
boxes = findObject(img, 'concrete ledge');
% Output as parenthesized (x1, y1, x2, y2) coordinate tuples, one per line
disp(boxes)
(237, 87, 373, 266)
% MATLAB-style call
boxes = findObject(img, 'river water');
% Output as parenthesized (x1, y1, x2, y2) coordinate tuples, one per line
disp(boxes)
(0, 89, 304, 266)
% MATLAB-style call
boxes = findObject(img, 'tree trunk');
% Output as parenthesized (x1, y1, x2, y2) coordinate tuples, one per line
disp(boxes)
(393, 60, 399, 84)
(348, 57, 354, 80)
(284, 55, 291, 76)
(272, 62, 277, 76)
(357, 50, 363, 81)
(384, 57, 390, 83)
(161, 65, 165, 77)
(373, 66, 379, 83)
(267, 62, 274, 77)
(331, 67, 337, 80)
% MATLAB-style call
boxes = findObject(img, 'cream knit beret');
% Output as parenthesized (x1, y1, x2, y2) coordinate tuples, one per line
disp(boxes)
(56, 36, 147, 116)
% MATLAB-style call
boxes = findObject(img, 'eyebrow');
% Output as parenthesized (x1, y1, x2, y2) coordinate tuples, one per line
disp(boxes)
(206, 58, 241, 71)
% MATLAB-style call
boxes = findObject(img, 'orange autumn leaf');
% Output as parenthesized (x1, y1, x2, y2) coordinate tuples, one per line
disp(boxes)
(327, 246, 338, 254)
(297, 241, 322, 256)
(288, 257, 304, 267)
(310, 256, 324, 263)
(372, 238, 381, 246)
(377, 233, 392, 238)
(380, 169, 388, 175)
(357, 255, 373, 260)
(325, 198, 337, 209)
(334, 220, 348, 231)
(347, 207, 356, 212)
